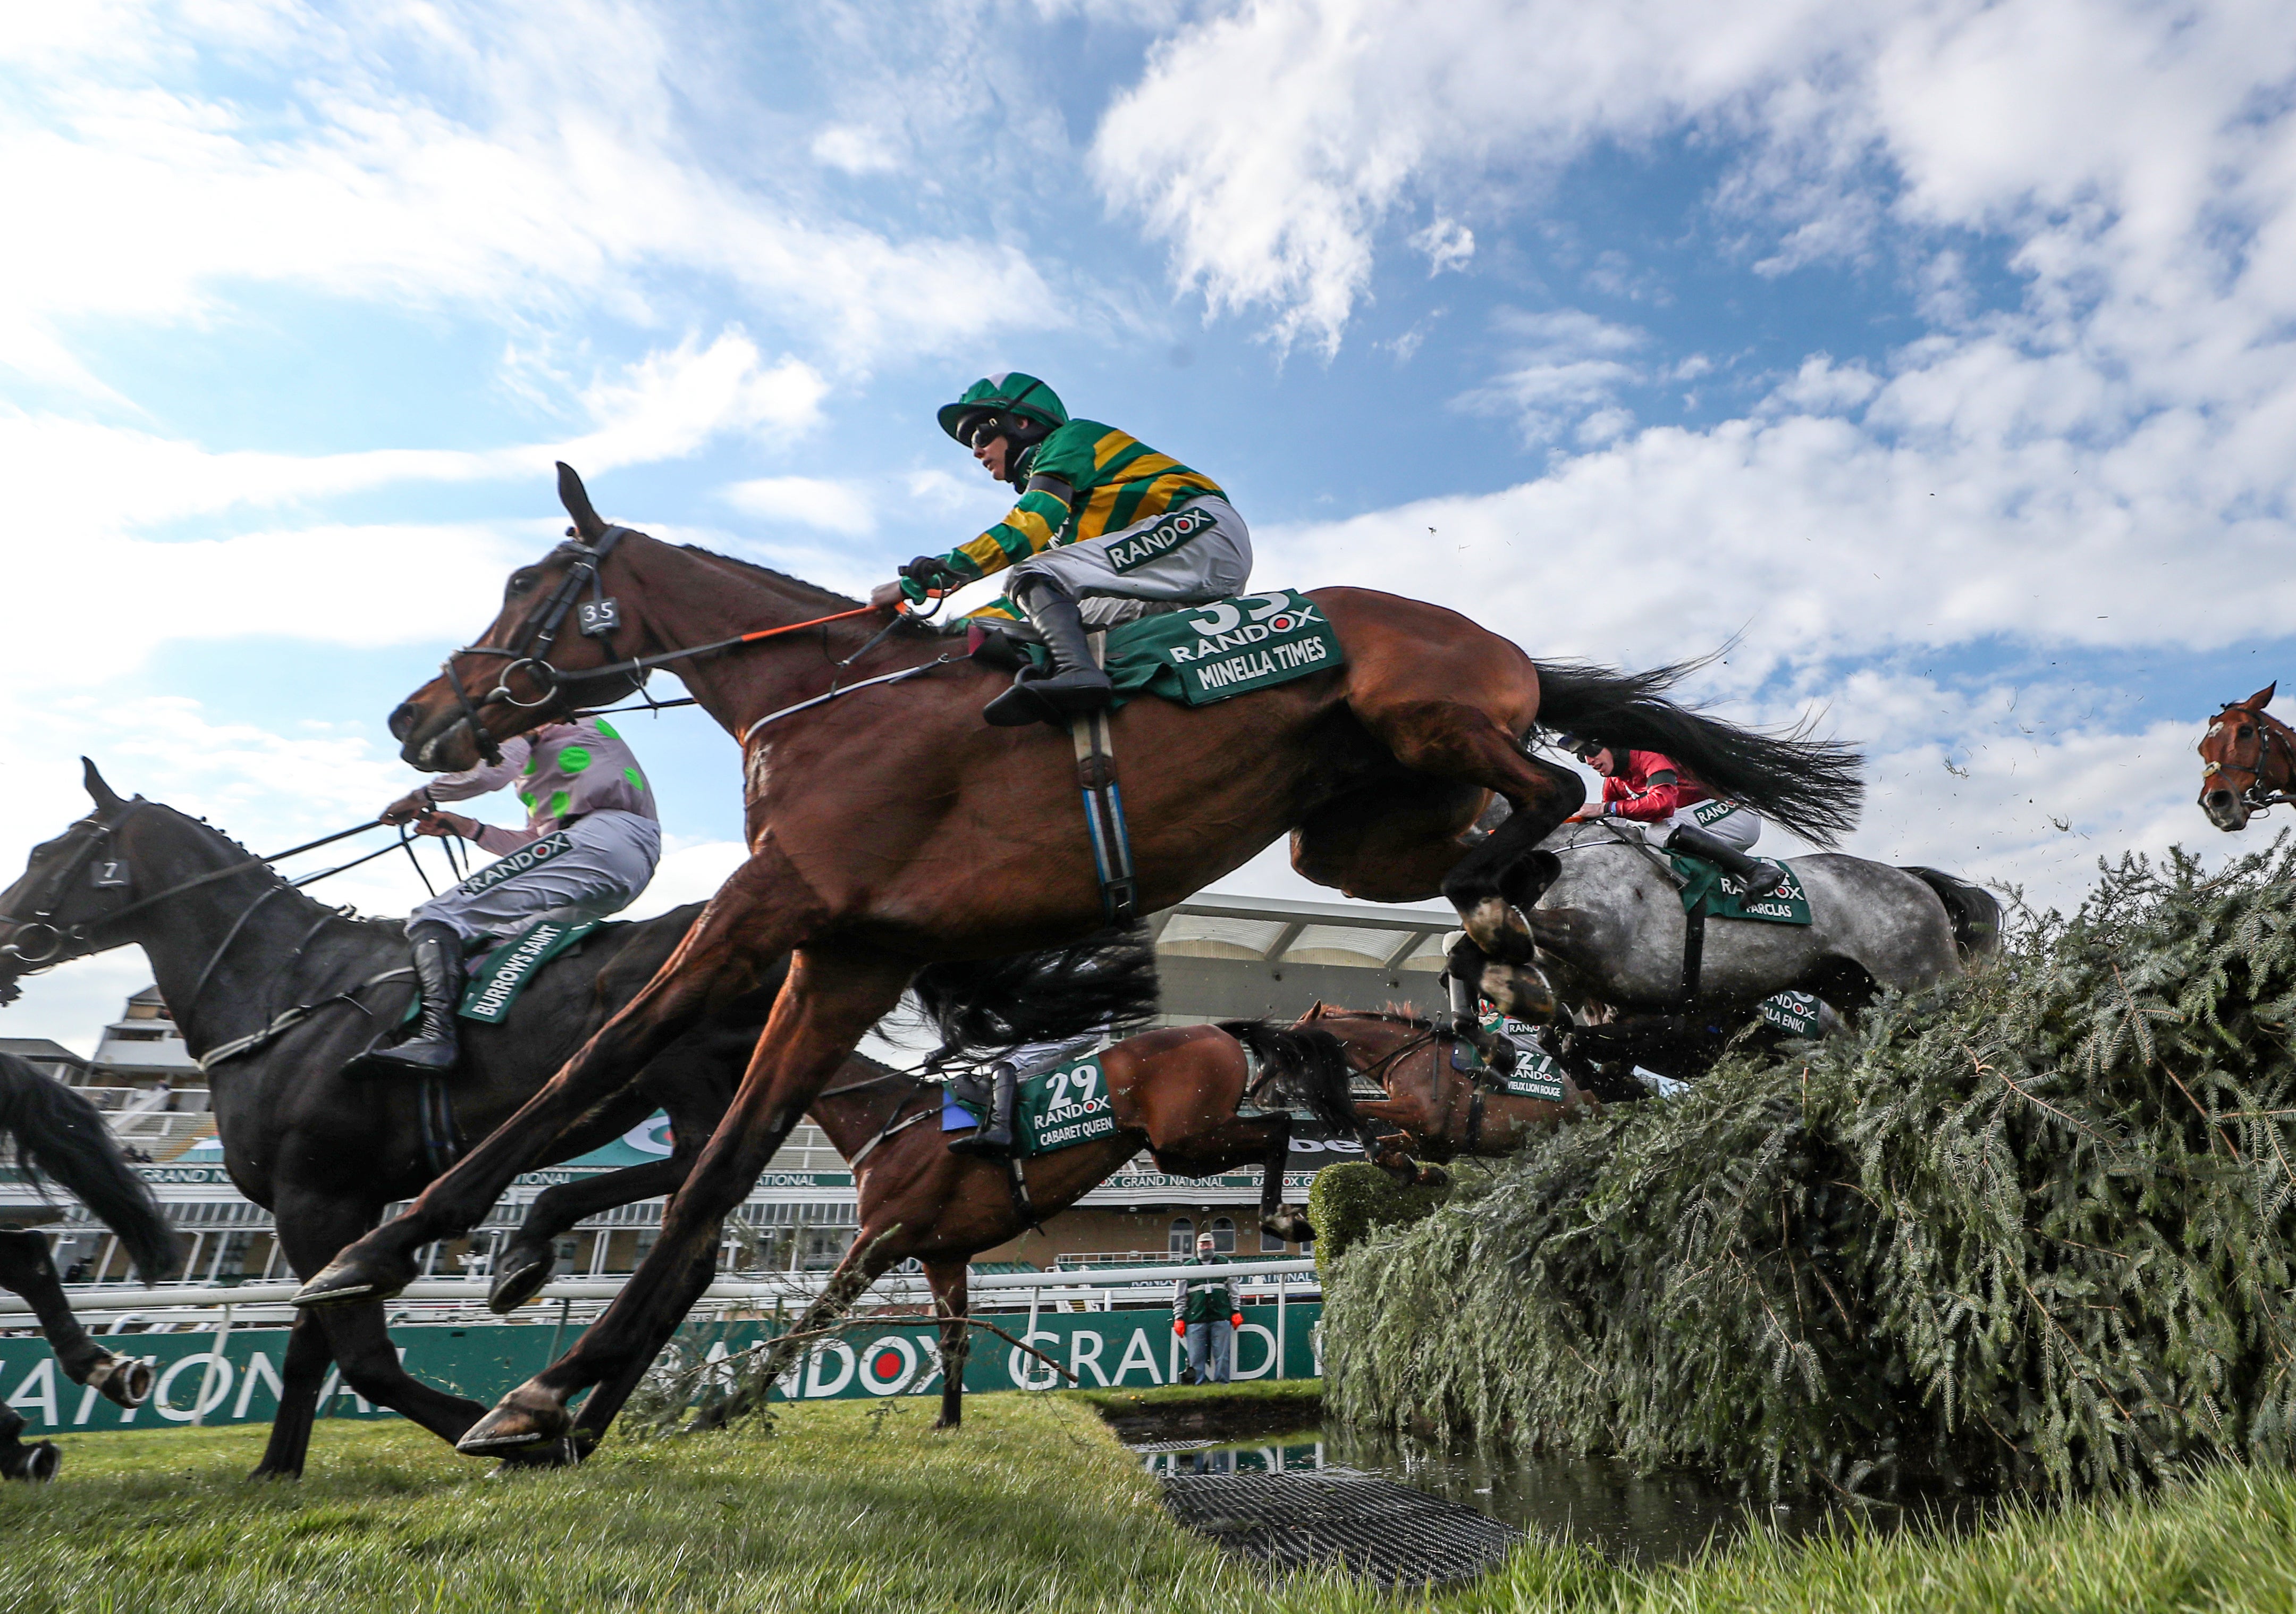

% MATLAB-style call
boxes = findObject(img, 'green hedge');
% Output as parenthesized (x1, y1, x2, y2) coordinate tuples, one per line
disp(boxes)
(1322, 837, 2296, 1499)
(1305, 1161, 1450, 1276)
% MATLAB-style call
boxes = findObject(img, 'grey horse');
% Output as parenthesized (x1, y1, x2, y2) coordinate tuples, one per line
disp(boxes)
(1477, 822, 1995, 1089)
(1524, 823, 1996, 1007)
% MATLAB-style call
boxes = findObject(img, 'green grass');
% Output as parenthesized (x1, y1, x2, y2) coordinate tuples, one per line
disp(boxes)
(4, 1394, 2296, 1611)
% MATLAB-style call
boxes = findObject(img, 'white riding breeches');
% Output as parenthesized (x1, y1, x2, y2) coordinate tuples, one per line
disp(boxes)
(1640, 800, 1761, 850)
(1008, 496, 1252, 628)
(411, 809, 661, 945)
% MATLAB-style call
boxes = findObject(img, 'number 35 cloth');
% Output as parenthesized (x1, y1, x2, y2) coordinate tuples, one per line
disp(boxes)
(996, 589, 1346, 709)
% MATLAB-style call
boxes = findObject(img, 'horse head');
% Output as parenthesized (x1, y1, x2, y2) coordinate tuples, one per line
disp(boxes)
(2198, 683, 2283, 832)
(387, 463, 650, 772)
(0, 761, 151, 991)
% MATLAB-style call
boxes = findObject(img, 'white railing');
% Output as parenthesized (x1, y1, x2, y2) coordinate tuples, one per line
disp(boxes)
(0, 1257, 1320, 1330)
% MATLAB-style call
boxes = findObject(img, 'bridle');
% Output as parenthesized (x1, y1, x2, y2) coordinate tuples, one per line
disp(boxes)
(442, 527, 641, 765)
(438, 527, 889, 766)
(2200, 704, 2295, 818)
(1309, 1008, 1448, 1090)
(0, 802, 386, 1026)
(0, 802, 147, 970)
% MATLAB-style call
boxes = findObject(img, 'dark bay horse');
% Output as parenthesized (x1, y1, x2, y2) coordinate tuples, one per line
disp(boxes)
(305, 463, 1863, 1455)
(686, 1019, 1359, 1434)
(0, 769, 1142, 1472)
(2198, 684, 2295, 831)
(1, 1052, 179, 1480)
(1286, 1004, 1601, 1161)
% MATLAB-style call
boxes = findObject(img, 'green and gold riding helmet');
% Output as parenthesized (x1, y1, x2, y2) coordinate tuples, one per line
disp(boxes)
(938, 373, 1069, 453)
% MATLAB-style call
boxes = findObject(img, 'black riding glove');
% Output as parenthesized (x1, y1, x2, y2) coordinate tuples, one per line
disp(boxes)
(898, 555, 961, 603)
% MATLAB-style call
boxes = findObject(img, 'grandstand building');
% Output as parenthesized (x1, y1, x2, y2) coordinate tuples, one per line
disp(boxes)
(2, 892, 1457, 1287)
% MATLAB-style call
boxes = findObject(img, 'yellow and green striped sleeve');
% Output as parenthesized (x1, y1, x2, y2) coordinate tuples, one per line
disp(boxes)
(945, 484, 1074, 582)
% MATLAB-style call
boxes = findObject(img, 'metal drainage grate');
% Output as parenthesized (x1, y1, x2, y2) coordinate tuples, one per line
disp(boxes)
(1161, 1468, 1518, 1587)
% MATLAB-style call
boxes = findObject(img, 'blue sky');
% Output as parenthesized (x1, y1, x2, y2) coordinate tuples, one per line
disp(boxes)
(5, 0, 2294, 1052)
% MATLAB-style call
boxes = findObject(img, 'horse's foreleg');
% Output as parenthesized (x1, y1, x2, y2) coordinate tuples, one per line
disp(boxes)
(249, 1310, 334, 1479)
(0, 1405, 57, 1482)
(457, 940, 913, 1456)
(570, 1239, 719, 1458)
(491, 1156, 693, 1315)
(928, 1261, 969, 1432)
(297, 847, 818, 1310)
(0, 1231, 147, 1406)
(1253, 1117, 1313, 1246)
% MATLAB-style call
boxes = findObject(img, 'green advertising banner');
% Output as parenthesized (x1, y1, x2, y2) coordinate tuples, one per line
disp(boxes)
(0, 1304, 1323, 1435)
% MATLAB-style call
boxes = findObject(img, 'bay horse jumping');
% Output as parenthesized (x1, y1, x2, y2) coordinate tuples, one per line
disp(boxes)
(0, 1052, 179, 1480)
(2198, 684, 2295, 831)
(1282, 1004, 1600, 1161)
(683, 1018, 1360, 1435)
(301, 464, 1863, 1455)
(0, 769, 1128, 1473)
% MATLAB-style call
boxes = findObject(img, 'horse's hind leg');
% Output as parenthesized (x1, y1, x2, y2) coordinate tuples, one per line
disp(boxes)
(928, 1261, 969, 1432)
(493, 1156, 693, 1314)
(1340, 673, 1585, 961)
(0, 1231, 147, 1405)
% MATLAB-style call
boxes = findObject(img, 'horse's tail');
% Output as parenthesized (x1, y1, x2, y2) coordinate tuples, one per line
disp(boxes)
(1900, 867, 2002, 961)
(1218, 1021, 1360, 1135)
(908, 926, 1161, 1071)
(0, 1053, 179, 1284)
(1530, 656, 1865, 846)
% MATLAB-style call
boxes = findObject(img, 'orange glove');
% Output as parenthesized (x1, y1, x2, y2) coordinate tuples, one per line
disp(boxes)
(1231, 1313, 1243, 1328)
(1173, 1319, 1186, 1336)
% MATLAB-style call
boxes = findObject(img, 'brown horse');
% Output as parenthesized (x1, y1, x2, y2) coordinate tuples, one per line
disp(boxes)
(1295, 1004, 1599, 1161)
(680, 1018, 1358, 1434)
(298, 464, 1861, 1455)
(2198, 684, 2295, 831)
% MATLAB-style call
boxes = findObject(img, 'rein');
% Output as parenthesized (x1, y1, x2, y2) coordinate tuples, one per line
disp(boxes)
(443, 520, 894, 744)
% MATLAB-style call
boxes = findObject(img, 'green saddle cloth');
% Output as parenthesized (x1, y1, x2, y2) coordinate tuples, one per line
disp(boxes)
(951, 1050, 1122, 1158)
(1003, 589, 1345, 709)
(392, 918, 602, 1026)
(1670, 854, 1813, 925)
(1757, 989, 1826, 1037)
(1467, 1005, 1571, 1100)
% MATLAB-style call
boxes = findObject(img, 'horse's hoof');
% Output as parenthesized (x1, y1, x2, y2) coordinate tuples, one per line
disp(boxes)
(293, 1249, 413, 1309)
(487, 1255, 552, 1314)
(457, 1386, 570, 1455)
(6, 1442, 60, 1482)
(1261, 1209, 1314, 1245)
(1464, 897, 1537, 964)
(487, 1436, 580, 1475)
(1480, 961, 1556, 1022)
(85, 1351, 154, 1408)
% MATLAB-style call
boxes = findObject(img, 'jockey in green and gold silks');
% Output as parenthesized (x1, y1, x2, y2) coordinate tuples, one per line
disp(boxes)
(872, 373, 1253, 728)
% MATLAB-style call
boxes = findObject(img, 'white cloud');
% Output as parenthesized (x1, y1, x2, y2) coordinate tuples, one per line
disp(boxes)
(7, 332, 821, 542)
(1457, 307, 1649, 442)
(811, 125, 902, 174)
(0, 1, 1052, 388)
(720, 476, 875, 534)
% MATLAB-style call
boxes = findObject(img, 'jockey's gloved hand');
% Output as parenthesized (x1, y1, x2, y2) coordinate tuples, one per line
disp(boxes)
(897, 554, 959, 604)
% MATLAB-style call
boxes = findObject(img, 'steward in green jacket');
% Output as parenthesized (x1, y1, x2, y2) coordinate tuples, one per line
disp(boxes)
(869, 373, 1254, 728)
(1172, 1248, 1234, 1324)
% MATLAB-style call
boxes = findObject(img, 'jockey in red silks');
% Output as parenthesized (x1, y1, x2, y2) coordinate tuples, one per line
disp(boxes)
(1561, 736, 1789, 896)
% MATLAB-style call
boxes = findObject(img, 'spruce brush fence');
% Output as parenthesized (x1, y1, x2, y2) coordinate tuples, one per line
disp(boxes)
(1324, 838, 2296, 1499)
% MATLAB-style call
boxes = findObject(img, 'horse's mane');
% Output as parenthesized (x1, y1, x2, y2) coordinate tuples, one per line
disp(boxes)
(673, 543, 860, 610)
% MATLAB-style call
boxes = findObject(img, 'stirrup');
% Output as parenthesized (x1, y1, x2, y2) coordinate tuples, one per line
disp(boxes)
(949, 1127, 1015, 1159)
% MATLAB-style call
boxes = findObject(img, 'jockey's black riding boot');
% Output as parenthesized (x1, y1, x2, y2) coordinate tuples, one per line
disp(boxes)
(983, 578, 1114, 728)
(351, 921, 466, 1078)
(950, 1062, 1020, 1158)
(1664, 825, 1788, 897)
